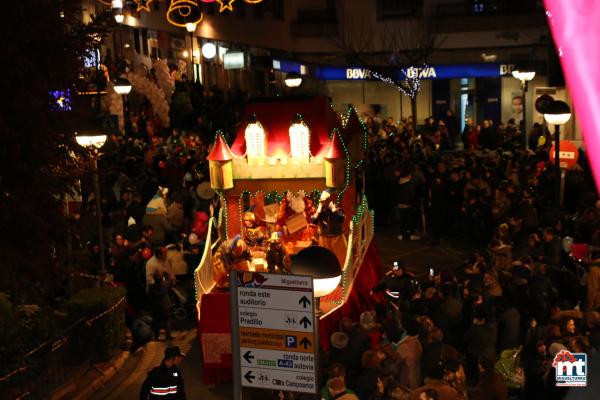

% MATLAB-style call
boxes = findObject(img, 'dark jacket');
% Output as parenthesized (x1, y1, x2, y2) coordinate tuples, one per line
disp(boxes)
(372, 272, 414, 303)
(140, 363, 185, 400)
(395, 177, 417, 207)
(472, 370, 507, 400)
(498, 307, 521, 351)
(355, 367, 380, 400)
(464, 323, 497, 361)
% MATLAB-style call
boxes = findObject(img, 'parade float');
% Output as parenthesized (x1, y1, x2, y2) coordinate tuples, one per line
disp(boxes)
(193, 96, 382, 384)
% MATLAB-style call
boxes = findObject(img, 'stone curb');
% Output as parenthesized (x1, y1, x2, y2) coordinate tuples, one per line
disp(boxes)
(51, 350, 130, 400)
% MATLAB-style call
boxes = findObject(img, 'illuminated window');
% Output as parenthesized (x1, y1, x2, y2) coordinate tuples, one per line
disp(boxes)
(245, 115, 266, 164)
(289, 115, 310, 162)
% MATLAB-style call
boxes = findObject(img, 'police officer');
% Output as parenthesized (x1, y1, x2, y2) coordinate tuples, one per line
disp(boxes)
(370, 261, 414, 317)
(140, 346, 186, 400)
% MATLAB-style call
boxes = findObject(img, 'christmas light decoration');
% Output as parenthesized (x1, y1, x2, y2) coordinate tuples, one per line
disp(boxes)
(216, 0, 235, 12)
(244, 115, 266, 165)
(369, 66, 425, 99)
(167, 0, 203, 28)
(289, 114, 310, 164)
(134, 0, 153, 12)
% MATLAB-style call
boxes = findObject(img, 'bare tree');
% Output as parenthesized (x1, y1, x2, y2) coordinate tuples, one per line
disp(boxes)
(379, 18, 446, 127)
(333, 0, 374, 65)
(333, 1, 446, 128)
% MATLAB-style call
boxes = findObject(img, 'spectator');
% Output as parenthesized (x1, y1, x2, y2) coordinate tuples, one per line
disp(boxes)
(471, 355, 508, 400)
(396, 317, 423, 389)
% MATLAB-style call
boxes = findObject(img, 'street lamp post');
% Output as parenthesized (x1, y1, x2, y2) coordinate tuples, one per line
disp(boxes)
(185, 22, 197, 81)
(512, 70, 536, 149)
(76, 130, 108, 275)
(543, 100, 572, 206)
(113, 77, 132, 135)
(112, 0, 124, 23)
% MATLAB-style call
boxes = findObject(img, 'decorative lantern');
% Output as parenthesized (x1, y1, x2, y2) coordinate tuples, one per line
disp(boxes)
(289, 114, 310, 164)
(323, 131, 346, 189)
(244, 115, 266, 165)
(207, 133, 234, 190)
(290, 246, 342, 315)
(167, 0, 203, 28)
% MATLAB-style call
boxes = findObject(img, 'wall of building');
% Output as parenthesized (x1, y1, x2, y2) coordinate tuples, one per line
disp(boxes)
(326, 80, 432, 123)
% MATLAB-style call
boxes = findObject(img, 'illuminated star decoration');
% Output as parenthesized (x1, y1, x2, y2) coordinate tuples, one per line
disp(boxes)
(134, 0, 153, 12)
(217, 0, 236, 12)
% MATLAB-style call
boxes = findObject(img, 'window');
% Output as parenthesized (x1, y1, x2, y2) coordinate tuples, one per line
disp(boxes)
(141, 28, 149, 56)
(133, 28, 141, 53)
(377, 0, 423, 18)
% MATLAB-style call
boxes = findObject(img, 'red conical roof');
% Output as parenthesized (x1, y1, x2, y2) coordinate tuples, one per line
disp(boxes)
(322, 130, 345, 159)
(207, 133, 233, 161)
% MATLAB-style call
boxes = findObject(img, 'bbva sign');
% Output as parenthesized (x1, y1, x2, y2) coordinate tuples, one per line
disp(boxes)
(404, 66, 437, 79)
(346, 68, 372, 79)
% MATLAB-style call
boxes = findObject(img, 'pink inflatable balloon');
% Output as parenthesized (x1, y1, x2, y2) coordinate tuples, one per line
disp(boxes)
(545, 0, 600, 190)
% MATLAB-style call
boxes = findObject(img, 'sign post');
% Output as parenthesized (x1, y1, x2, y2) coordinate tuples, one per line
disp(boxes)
(549, 140, 579, 206)
(230, 271, 318, 399)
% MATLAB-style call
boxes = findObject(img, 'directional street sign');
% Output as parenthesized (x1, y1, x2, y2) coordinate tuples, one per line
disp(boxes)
(231, 271, 317, 395)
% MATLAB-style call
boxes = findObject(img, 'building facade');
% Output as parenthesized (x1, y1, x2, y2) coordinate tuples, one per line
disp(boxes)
(78, 0, 581, 141)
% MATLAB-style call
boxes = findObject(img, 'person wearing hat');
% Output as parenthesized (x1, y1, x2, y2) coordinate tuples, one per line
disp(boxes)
(140, 346, 186, 399)
(371, 261, 415, 316)
(311, 190, 346, 266)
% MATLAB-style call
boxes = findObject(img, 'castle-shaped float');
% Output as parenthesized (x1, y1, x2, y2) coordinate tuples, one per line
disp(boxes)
(193, 95, 381, 384)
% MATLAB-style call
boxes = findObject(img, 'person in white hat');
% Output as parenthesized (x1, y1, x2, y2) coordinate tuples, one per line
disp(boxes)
(311, 190, 347, 266)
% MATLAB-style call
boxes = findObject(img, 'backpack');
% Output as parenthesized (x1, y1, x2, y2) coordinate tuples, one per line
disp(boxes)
(495, 347, 525, 389)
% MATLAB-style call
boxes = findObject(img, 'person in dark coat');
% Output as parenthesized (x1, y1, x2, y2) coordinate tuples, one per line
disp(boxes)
(148, 271, 173, 340)
(497, 297, 521, 352)
(140, 346, 186, 400)
(355, 350, 381, 400)
(463, 307, 497, 376)
(110, 232, 131, 283)
(444, 109, 460, 150)
(395, 167, 420, 241)
(471, 355, 507, 400)
(371, 262, 415, 315)
(521, 338, 549, 400)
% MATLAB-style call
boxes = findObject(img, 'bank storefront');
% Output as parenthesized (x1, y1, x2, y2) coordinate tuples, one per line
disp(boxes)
(314, 63, 547, 132)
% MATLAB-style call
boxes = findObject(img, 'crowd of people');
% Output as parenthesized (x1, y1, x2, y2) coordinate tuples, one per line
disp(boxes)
(313, 112, 600, 399)
(72, 80, 249, 349)
(70, 88, 600, 398)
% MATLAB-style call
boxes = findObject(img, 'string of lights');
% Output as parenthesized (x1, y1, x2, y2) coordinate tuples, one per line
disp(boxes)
(368, 66, 427, 99)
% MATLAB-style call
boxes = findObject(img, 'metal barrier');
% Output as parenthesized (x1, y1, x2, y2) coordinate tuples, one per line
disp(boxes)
(0, 318, 85, 399)
(0, 278, 125, 399)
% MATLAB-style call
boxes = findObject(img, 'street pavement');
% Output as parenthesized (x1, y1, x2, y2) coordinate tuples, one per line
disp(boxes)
(92, 229, 470, 399)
